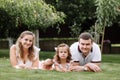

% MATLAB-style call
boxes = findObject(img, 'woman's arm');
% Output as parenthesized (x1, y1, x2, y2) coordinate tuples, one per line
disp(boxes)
(10, 45, 26, 69)
(32, 57, 39, 69)
(10, 45, 18, 68)
(30, 46, 40, 69)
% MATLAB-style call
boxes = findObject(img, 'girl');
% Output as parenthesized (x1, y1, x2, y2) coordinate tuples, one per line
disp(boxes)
(53, 43, 73, 72)
(10, 31, 40, 69)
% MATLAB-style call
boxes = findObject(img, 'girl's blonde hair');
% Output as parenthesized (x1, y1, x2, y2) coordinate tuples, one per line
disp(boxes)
(54, 43, 72, 64)
(16, 31, 35, 61)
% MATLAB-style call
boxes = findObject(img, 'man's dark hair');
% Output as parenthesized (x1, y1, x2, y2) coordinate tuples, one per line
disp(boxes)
(78, 32, 94, 42)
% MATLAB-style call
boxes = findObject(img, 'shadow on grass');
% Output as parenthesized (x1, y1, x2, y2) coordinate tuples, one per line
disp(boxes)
(0, 49, 120, 63)
(0, 49, 9, 58)
(0, 49, 55, 60)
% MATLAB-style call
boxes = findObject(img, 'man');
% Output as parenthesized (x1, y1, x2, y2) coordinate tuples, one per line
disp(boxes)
(70, 32, 101, 72)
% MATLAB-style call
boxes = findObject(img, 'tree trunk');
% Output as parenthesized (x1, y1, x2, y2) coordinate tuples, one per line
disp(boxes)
(34, 29, 39, 48)
(100, 26, 105, 53)
(7, 37, 13, 48)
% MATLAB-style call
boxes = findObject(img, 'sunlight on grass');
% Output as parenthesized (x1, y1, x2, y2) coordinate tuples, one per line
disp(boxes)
(111, 44, 120, 47)
(0, 57, 120, 80)
(0, 49, 120, 80)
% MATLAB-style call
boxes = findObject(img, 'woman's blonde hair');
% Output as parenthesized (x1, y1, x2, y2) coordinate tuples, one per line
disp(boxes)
(16, 31, 35, 61)
(54, 43, 72, 64)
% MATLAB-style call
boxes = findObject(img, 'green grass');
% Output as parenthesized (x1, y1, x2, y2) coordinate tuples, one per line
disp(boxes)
(0, 49, 120, 80)
(0, 49, 55, 59)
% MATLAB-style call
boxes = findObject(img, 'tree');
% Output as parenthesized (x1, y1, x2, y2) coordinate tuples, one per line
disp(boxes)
(0, 0, 65, 47)
(45, 0, 96, 37)
(95, 0, 120, 52)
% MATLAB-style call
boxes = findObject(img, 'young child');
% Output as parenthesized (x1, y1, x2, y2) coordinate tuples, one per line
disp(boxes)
(39, 58, 53, 70)
(53, 43, 73, 72)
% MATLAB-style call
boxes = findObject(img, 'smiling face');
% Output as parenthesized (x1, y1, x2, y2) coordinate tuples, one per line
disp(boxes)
(58, 46, 68, 60)
(79, 38, 93, 55)
(20, 34, 34, 49)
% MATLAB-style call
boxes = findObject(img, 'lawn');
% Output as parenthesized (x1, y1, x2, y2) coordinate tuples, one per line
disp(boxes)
(0, 49, 120, 80)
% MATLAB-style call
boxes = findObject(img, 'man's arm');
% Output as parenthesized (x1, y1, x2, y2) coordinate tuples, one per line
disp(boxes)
(70, 62, 101, 72)
(84, 62, 101, 72)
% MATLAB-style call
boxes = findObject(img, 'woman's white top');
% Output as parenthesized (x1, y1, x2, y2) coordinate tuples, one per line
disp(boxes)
(16, 46, 40, 67)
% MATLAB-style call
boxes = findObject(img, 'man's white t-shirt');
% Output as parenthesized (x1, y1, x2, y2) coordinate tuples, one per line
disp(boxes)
(70, 42, 101, 66)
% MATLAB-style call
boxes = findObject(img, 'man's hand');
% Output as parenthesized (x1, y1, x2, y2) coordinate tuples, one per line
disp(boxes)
(84, 63, 101, 72)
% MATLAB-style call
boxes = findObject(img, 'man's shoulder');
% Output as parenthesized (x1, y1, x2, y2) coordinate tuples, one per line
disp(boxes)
(70, 42, 79, 47)
(70, 42, 79, 51)
(93, 42, 99, 47)
(71, 42, 79, 46)
(92, 42, 101, 51)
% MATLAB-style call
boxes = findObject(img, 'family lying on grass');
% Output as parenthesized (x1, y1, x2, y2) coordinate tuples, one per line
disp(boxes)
(9, 31, 101, 72)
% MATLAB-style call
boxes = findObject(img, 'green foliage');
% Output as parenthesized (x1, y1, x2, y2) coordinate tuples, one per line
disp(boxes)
(45, 0, 96, 37)
(0, 0, 65, 37)
(95, 0, 120, 28)
(95, 0, 120, 51)
(69, 22, 82, 37)
(89, 0, 120, 35)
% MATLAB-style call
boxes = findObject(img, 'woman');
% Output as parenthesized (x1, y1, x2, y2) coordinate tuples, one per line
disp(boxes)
(10, 31, 40, 69)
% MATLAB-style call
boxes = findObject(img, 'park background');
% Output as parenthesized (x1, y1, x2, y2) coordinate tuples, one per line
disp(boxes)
(0, 0, 120, 53)
(0, 0, 120, 80)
